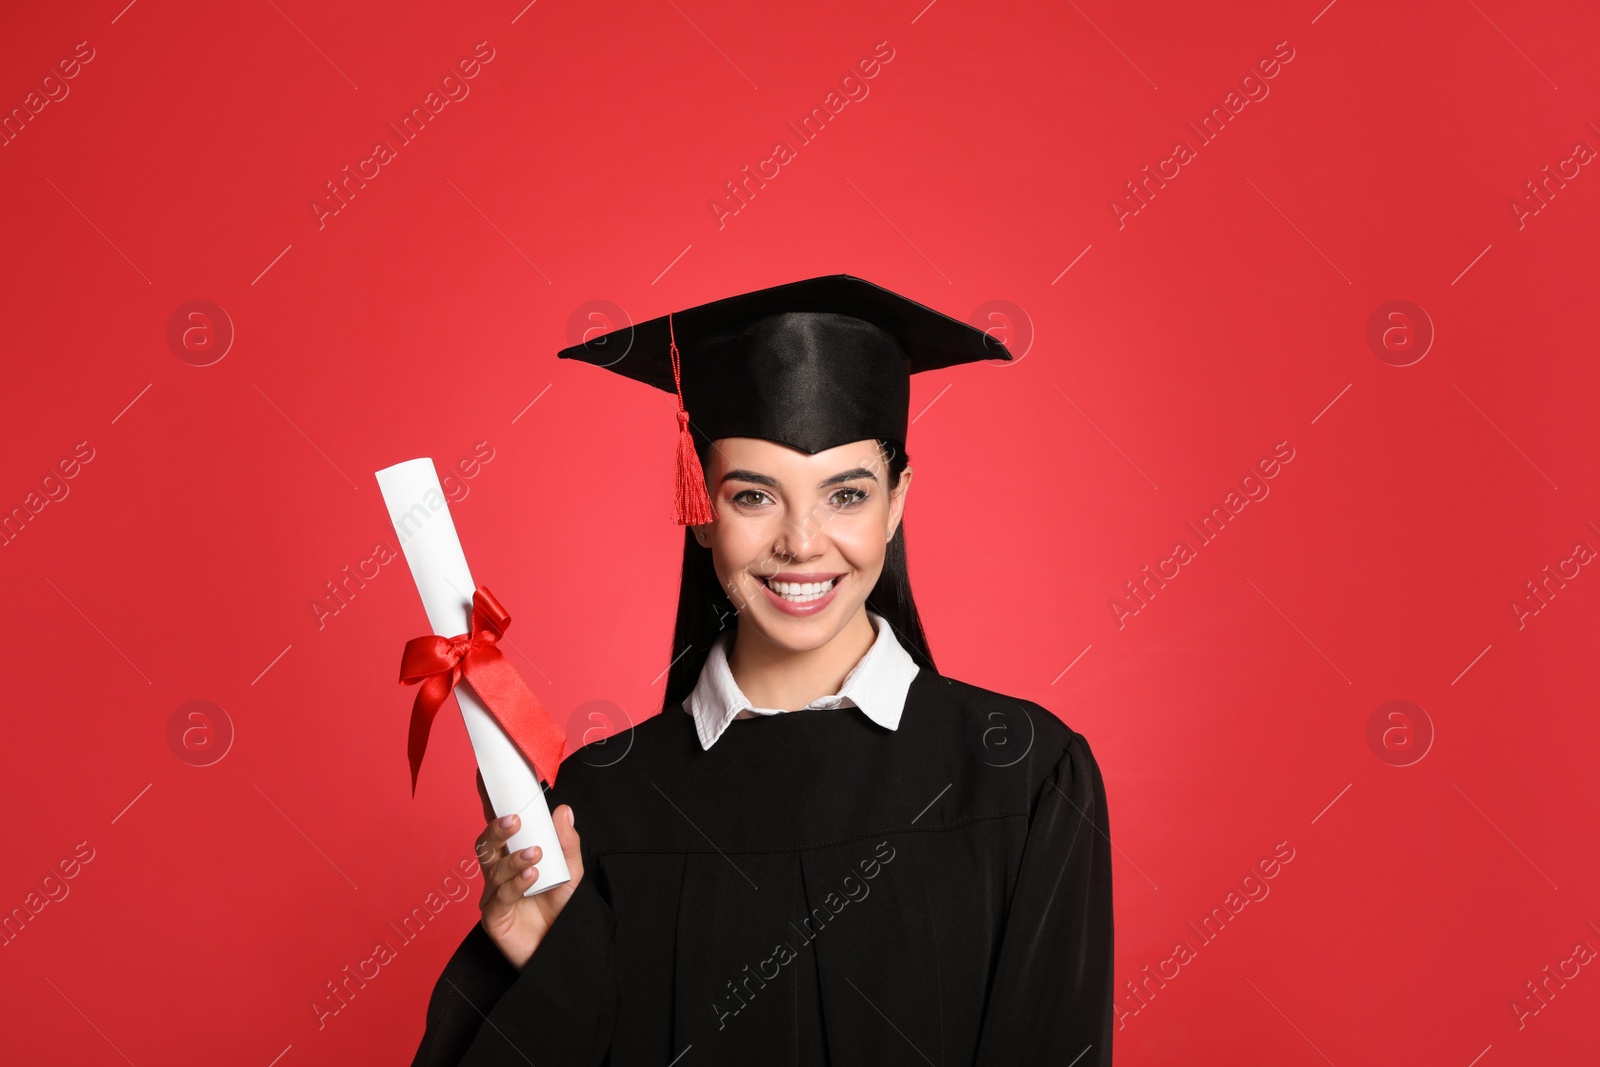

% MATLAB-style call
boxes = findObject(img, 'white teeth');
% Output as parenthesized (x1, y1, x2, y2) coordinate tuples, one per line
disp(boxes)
(765, 578, 837, 603)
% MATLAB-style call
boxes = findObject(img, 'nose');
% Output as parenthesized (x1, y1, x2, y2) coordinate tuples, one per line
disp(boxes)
(771, 508, 824, 563)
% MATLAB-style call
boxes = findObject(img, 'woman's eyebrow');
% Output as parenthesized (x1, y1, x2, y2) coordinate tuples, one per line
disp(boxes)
(720, 467, 879, 488)
(721, 469, 778, 487)
(819, 467, 878, 487)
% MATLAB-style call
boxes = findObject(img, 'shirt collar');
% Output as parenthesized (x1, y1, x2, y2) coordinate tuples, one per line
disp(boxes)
(682, 611, 921, 750)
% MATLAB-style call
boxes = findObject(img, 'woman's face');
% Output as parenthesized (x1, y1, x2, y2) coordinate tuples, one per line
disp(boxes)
(693, 437, 912, 654)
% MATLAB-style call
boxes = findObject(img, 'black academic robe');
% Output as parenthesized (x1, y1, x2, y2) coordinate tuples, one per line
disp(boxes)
(411, 670, 1114, 1066)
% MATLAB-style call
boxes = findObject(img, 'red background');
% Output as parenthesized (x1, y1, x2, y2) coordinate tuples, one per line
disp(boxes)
(3, 1, 1597, 1063)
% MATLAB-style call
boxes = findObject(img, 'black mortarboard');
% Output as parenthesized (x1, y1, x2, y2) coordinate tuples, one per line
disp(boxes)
(557, 274, 1011, 523)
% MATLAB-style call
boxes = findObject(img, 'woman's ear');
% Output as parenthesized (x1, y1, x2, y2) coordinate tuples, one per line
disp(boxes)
(886, 465, 913, 541)
(691, 522, 712, 547)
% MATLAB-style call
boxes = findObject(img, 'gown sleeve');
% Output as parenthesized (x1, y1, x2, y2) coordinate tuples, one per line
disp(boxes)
(411, 807, 621, 1067)
(973, 728, 1115, 1066)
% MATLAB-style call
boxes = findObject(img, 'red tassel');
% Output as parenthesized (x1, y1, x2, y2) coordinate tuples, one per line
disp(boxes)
(669, 313, 715, 526)
(674, 410, 714, 525)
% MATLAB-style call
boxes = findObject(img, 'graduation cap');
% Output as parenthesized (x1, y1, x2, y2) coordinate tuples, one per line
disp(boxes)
(556, 274, 1011, 524)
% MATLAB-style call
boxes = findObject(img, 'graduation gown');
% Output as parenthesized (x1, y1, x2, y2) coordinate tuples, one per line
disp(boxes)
(411, 670, 1114, 1066)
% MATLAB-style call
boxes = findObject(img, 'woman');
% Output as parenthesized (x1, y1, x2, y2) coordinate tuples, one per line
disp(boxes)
(411, 276, 1114, 1065)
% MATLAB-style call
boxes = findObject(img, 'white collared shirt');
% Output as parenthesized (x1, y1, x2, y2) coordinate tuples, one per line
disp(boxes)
(682, 611, 921, 750)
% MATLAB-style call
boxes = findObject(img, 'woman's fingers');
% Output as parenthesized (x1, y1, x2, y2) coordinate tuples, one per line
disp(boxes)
(494, 848, 543, 906)
(490, 845, 541, 889)
(552, 804, 584, 882)
(475, 813, 520, 874)
(478, 806, 579, 921)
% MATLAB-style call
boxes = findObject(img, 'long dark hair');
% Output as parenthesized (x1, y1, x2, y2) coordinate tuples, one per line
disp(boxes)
(661, 438, 935, 713)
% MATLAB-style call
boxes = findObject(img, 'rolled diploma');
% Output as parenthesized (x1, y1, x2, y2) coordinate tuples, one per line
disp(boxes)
(376, 458, 570, 896)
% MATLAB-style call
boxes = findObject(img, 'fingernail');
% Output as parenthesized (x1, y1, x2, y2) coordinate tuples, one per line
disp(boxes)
(567, 807, 576, 826)
(521, 867, 535, 880)
(499, 815, 515, 828)
(519, 847, 537, 861)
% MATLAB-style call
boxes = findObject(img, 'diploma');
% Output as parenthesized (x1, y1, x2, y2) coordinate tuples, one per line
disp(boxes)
(376, 458, 570, 896)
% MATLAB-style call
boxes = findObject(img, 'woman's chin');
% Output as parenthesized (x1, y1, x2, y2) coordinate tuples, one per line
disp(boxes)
(743, 595, 861, 653)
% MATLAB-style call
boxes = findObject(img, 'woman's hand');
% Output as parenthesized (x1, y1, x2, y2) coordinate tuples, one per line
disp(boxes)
(473, 770, 584, 971)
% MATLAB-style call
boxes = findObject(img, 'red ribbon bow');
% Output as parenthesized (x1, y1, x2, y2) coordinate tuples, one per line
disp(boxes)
(398, 586, 566, 794)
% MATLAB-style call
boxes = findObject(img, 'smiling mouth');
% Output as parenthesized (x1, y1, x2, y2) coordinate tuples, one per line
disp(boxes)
(758, 575, 842, 604)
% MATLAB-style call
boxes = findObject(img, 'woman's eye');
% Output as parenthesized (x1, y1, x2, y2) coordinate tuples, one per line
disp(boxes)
(731, 489, 771, 508)
(830, 487, 868, 508)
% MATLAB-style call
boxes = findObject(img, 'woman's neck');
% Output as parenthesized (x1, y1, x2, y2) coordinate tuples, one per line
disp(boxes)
(726, 608, 878, 712)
